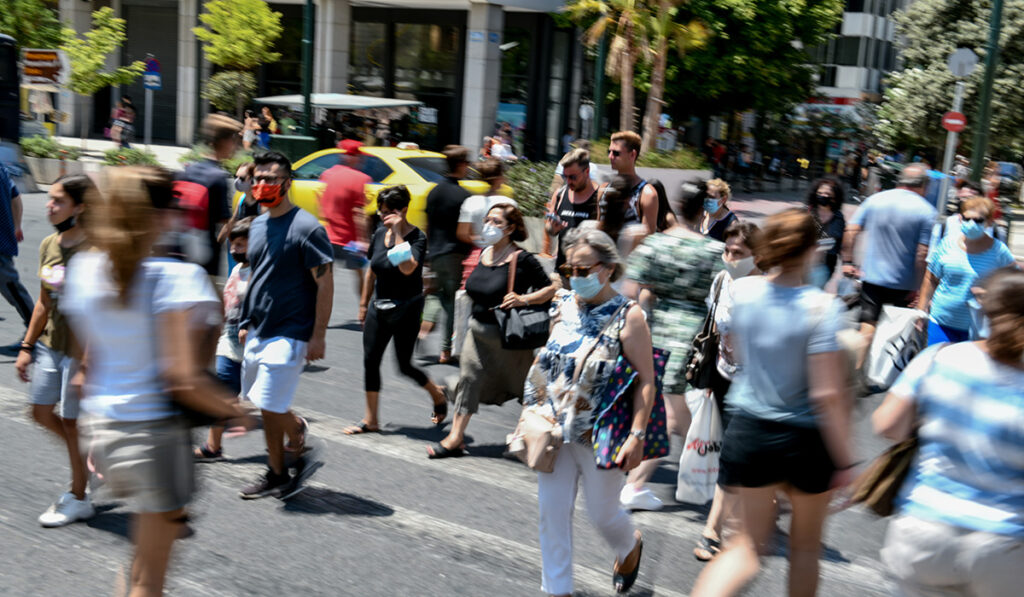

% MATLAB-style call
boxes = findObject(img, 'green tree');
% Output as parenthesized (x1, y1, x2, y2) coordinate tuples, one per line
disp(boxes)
(201, 71, 257, 114)
(876, 0, 1024, 157)
(0, 0, 63, 49)
(193, 0, 283, 118)
(662, 0, 844, 136)
(60, 7, 145, 147)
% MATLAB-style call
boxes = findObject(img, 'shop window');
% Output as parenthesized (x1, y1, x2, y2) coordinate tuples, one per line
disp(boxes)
(350, 22, 387, 97)
(835, 37, 862, 67)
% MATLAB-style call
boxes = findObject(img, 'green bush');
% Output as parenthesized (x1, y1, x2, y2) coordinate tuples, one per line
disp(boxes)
(179, 146, 253, 175)
(589, 138, 707, 170)
(103, 147, 160, 167)
(505, 160, 557, 218)
(19, 136, 81, 161)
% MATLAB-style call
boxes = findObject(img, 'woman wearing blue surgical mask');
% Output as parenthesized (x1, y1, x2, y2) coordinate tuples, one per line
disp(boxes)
(619, 180, 726, 512)
(347, 185, 450, 435)
(917, 196, 1017, 346)
(428, 203, 557, 458)
(699, 178, 738, 242)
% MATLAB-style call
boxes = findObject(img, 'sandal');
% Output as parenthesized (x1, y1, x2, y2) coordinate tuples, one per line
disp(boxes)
(343, 421, 380, 435)
(193, 443, 225, 462)
(693, 535, 721, 562)
(285, 416, 309, 452)
(613, 534, 643, 593)
(431, 389, 449, 425)
(426, 441, 467, 459)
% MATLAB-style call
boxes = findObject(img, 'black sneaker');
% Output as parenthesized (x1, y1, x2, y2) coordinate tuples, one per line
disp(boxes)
(239, 469, 291, 500)
(280, 454, 323, 500)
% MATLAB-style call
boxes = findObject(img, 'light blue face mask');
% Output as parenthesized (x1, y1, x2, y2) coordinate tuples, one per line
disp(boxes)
(386, 242, 413, 266)
(704, 198, 720, 214)
(809, 264, 831, 289)
(571, 272, 604, 299)
(961, 219, 988, 240)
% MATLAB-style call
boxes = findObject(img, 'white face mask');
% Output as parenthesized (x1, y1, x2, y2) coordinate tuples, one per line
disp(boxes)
(722, 254, 755, 279)
(480, 223, 505, 246)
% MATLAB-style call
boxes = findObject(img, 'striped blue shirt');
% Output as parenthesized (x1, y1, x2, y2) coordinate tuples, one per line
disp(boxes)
(927, 236, 1015, 330)
(891, 342, 1024, 538)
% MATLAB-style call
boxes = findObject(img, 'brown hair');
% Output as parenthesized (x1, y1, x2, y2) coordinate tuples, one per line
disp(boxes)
(202, 114, 243, 147)
(723, 221, 762, 251)
(610, 131, 642, 157)
(959, 196, 995, 220)
(487, 203, 528, 242)
(979, 267, 1024, 363)
(559, 148, 590, 170)
(475, 159, 504, 182)
(89, 167, 171, 303)
(757, 208, 817, 270)
(443, 145, 469, 174)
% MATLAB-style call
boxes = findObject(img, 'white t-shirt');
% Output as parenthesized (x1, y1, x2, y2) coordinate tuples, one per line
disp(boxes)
(63, 254, 220, 421)
(457, 194, 519, 245)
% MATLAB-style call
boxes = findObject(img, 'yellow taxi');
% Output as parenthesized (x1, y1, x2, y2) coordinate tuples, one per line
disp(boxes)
(245, 144, 509, 230)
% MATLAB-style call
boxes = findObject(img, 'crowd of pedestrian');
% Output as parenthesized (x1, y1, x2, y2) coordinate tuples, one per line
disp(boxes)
(5, 115, 1022, 597)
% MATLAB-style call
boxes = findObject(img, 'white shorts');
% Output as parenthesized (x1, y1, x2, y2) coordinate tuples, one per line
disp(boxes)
(30, 343, 80, 420)
(241, 336, 307, 414)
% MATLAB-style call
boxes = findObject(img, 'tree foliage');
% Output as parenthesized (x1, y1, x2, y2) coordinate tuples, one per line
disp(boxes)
(60, 7, 145, 98)
(0, 0, 63, 49)
(193, 0, 283, 70)
(876, 0, 1024, 157)
(202, 70, 257, 115)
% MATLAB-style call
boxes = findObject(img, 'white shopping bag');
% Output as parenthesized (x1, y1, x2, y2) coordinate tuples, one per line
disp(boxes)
(675, 389, 722, 505)
(864, 305, 926, 392)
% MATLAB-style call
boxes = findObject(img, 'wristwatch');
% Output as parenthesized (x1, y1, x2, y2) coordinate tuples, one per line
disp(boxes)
(629, 429, 646, 442)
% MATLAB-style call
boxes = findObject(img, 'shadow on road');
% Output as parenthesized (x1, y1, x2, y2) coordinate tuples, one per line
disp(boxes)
(282, 487, 395, 518)
(86, 504, 130, 539)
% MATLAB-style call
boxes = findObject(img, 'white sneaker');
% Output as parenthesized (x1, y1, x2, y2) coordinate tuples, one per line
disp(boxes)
(38, 492, 95, 528)
(619, 484, 664, 511)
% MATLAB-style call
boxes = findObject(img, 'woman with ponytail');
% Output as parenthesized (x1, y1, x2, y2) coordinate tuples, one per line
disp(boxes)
(63, 167, 248, 596)
(16, 174, 96, 527)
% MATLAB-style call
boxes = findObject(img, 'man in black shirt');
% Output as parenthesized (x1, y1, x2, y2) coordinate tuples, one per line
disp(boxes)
(546, 148, 598, 268)
(425, 145, 471, 363)
(174, 114, 240, 276)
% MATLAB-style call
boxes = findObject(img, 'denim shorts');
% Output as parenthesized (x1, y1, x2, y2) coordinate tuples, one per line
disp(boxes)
(30, 343, 80, 420)
(216, 355, 242, 395)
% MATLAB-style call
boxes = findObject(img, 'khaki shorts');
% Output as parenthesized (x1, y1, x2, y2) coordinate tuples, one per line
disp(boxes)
(85, 416, 194, 513)
(882, 514, 1024, 597)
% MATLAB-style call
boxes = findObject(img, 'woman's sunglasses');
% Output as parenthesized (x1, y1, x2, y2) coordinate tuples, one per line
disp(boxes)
(963, 216, 986, 224)
(558, 263, 602, 278)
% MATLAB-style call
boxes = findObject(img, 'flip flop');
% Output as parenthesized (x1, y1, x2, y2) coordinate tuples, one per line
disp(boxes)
(193, 443, 225, 462)
(431, 388, 450, 425)
(343, 421, 380, 435)
(693, 535, 722, 562)
(426, 442, 467, 459)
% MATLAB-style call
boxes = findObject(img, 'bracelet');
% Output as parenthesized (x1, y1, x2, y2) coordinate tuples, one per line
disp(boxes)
(523, 296, 530, 306)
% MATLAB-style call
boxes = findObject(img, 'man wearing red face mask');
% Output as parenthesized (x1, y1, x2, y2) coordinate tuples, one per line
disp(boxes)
(238, 152, 335, 500)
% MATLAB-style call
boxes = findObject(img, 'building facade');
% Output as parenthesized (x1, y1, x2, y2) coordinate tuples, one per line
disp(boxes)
(56, 0, 583, 160)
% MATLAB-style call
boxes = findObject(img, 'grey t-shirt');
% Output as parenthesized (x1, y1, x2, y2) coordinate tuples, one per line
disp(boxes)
(241, 207, 333, 342)
(851, 188, 936, 290)
(726, 277, 844, 427)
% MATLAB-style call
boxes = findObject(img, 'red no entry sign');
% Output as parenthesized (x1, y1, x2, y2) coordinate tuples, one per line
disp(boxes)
(942, 111, 966, 133)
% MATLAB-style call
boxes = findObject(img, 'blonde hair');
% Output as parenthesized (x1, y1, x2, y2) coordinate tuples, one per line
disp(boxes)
(559, 148, 590, 170)
(610, 131, 642, 156)
(707, 178, 731, 201)
(89, 167, 171, 304)
(959, 196, 995, 220)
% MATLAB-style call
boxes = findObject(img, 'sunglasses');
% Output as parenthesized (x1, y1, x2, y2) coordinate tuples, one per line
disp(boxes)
(608, 150, 621, 157)
(558, 263, 602, 278)
(963, 216, 986, 224)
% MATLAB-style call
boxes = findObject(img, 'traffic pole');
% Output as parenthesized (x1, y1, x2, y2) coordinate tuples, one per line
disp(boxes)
(969, 0, 1003, 181)
(144, 87, 153, 148)
(301, 0, 314, 136)
(593, 34, 606, 140)
(937, 81, 965, 218)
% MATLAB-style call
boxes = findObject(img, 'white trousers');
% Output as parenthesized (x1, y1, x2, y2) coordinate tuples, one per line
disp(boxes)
(537, 442, 637, 595)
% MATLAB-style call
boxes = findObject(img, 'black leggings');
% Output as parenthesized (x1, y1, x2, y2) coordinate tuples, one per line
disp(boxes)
(363, 296, 430, 392)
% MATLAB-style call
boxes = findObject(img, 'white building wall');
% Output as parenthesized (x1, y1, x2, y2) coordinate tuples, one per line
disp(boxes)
(315, 0, 351, 94)
(459, 3, 503, 153)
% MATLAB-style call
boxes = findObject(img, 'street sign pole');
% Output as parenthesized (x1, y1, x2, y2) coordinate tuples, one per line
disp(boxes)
(937, 81, 965, 218)
(144, 87, 153, 148)
(970, 0, 1004, 182)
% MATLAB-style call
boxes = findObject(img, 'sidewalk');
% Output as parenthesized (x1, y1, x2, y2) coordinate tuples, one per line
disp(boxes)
(55, 135, 192, 171)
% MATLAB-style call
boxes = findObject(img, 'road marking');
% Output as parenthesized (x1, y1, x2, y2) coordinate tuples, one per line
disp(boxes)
(0, 386, 889, 594)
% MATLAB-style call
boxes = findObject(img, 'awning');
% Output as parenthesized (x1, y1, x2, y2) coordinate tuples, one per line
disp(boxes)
(253, 93, 423, 111)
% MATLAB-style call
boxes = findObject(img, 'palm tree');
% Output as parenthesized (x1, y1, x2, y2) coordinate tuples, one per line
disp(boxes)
(639, 1, 708, 153)
(566, 0, 648, 133)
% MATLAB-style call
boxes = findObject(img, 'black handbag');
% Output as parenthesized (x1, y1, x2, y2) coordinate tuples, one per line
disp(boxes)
(493, 251, 550, 350)
(683, 273, 724, 390)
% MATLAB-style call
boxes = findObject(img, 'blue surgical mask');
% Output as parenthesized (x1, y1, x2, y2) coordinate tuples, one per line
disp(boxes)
(704, 198, 720, 213)
(480, 223, 505, 246)
(386, 242, 412, 266)
(961, 219, 987, 240)
(570, 272, 604, 299)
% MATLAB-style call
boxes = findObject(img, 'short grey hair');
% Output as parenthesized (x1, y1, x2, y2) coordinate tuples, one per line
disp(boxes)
(559, 148, 590, 171)
(898, 163, 930, 189)
(563, 228, 625, 282)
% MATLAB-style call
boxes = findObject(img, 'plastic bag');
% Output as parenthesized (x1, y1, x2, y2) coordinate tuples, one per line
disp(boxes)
(675, 389, 722, 505)
(864, 305, 926, 392)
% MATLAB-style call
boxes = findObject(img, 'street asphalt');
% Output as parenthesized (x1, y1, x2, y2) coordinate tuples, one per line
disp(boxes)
(0, 187, 897, 596)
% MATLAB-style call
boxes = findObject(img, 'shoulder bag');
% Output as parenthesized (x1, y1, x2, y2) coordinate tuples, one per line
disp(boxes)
(493, 250, 551, 350)
(507, 300, 628, 472)
(683, 273, 724, 390)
